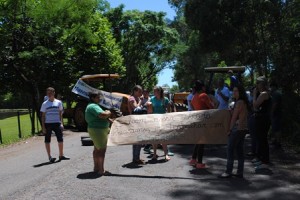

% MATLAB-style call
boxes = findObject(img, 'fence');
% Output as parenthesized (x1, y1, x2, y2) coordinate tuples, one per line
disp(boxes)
(0, 110, 41, 145)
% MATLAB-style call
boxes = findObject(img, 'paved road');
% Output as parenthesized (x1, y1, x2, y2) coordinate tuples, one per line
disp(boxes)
(0, 130, 299, 200)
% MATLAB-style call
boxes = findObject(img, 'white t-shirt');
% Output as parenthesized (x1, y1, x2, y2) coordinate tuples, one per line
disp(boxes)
(187, 93, 194, 111)
(40, 99, 63, 123)
(215, 86, 230, 110)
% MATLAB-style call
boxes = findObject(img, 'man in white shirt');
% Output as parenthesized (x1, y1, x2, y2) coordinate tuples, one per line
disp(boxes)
(215, 78, 230, 110)
(40, 87, 69, 163)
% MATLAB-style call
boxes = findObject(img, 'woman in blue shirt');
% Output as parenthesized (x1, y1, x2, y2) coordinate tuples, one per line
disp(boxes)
(149, 86, 171, 161)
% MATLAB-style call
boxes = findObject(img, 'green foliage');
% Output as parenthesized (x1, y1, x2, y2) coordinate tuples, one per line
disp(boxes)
(105, 6, 179, 93)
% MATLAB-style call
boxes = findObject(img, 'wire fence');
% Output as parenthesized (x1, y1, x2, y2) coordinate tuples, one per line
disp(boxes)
(0, 110, 41, 145)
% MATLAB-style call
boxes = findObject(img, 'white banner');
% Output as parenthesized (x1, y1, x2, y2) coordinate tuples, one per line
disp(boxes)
(72, 79, 123, 110)
(108, 109, 231, 146)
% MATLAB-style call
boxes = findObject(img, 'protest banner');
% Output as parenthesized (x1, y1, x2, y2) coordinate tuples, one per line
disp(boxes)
(108, 109, 231, 146)
(72, 79, 123, 110)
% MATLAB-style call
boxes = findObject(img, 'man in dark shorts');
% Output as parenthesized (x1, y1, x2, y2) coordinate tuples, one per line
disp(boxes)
(41, 87, 70, 163)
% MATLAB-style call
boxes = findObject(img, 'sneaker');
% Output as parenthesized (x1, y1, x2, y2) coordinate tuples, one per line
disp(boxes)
(133, 159, 145, 165)
(49, 156, 56, 163)
(219, 172, 232, 178)
(59, 155, 70, 161)
(195, 163, 206, 169)
(189, 159, 197, 166)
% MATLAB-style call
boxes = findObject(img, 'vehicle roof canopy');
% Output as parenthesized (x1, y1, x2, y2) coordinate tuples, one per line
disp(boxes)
(80, 74, 120, 82)
(204, 66, 245, 73)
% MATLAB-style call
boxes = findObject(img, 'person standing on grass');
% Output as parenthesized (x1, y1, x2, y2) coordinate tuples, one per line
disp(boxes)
(149, 86, 171, 161)
(128, 85, 146, 165)
(215, 78, 230, 110)
(219, 85, 250, 178)
(189, 80, 214, 169)
(40, 87, 70, 163)
(85, 92, 112, 175)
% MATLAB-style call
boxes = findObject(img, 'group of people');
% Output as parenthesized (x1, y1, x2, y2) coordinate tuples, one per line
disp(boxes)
(40, 72, 281, 178)
(186, 73, 281, 178)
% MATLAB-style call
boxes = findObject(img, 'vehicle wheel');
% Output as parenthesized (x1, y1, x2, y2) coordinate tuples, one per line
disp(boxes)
(81, 137, 94, 146)
(174, 103, 188, 112)
(74, 102, 88, 131)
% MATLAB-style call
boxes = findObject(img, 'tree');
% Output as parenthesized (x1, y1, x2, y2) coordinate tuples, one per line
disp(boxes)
(105, 5, 179, 93)
(0, 0, 124, 133)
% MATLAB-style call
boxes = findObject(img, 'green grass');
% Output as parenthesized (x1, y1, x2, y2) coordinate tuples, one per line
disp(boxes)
(0, 113, 41, 145)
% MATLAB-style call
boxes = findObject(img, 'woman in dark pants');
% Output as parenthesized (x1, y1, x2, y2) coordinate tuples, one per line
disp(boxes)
(220, 85, 250, 178)
(253, 76, 271, 169)
(189, 81, 214, 169)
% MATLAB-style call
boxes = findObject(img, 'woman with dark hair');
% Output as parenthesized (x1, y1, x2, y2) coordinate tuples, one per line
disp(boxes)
(252, 76, 271, 169)
(189, 80, 214, 169)
(85, 92, 112, 175)
(220, 85, 250, 178)
(128, 85, 146, 165)
(149, 86, 171, 161)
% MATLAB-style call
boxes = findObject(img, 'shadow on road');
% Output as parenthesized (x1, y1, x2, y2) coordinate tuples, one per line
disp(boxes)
(33, 161, 60, 168)
(77, 172, 101, 179)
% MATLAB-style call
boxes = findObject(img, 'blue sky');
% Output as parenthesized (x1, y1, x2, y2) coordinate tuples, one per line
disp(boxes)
(107, 0, 177, 87)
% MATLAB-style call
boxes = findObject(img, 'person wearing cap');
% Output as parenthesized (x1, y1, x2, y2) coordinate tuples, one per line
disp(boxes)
(252, 76, 271, 170)
(85, 92, 112, 175)
(228, 70, 239, 91)
(189, 80, 214, 169)
(215, 78, 230, 110)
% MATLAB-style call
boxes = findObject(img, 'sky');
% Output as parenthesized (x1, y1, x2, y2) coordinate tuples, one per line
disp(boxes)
(107, 0, 177, 87)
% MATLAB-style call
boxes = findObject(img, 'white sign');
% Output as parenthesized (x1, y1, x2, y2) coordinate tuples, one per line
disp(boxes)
(108, 109, 231, 146)
(72, 79, 123, 110)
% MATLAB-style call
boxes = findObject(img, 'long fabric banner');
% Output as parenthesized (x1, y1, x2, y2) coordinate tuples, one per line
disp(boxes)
(72, 79, 123, 110)
(108, 109, 231, 146)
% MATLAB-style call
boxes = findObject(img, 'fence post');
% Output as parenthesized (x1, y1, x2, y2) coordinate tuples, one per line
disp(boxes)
(0, 128, 2, 144)
(17, 111, 21, 138)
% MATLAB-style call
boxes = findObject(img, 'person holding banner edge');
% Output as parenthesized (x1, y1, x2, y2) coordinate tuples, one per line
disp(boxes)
(149, 86, 172, 161)
(85, 92, 112, 175)
(189, 81, 214, 169)
(128, 85, 147, 165)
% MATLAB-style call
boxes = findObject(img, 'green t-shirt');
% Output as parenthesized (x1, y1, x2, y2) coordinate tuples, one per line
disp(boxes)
(85, 103, 109, 129)
(150, 96, 169, 114)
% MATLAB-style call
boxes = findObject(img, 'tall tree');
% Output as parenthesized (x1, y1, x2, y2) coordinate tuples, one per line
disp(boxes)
(0, 0, 124, 133)
(105, 5, 179, 92)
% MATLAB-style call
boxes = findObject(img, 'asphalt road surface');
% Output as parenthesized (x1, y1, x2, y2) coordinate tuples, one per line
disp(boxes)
(0, 130, 299, 200)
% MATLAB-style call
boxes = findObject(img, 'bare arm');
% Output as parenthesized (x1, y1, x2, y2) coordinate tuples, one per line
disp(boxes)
(253, 91, 268, 109)
(98, 110, 111, 119)
(60, 111, 64, 127)
(228, 101, 242, 134)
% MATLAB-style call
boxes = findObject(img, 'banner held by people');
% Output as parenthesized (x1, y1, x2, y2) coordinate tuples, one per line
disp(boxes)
(72, 79, 123, 110)
(108, 109, 231, 146)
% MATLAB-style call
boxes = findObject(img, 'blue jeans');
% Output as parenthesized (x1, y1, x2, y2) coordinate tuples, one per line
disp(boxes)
(226, 129, 247, 175)
(132, 145, 142, 161)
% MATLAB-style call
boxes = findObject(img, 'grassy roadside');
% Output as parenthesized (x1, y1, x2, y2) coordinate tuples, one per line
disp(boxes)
(0, 113, 40, 145)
